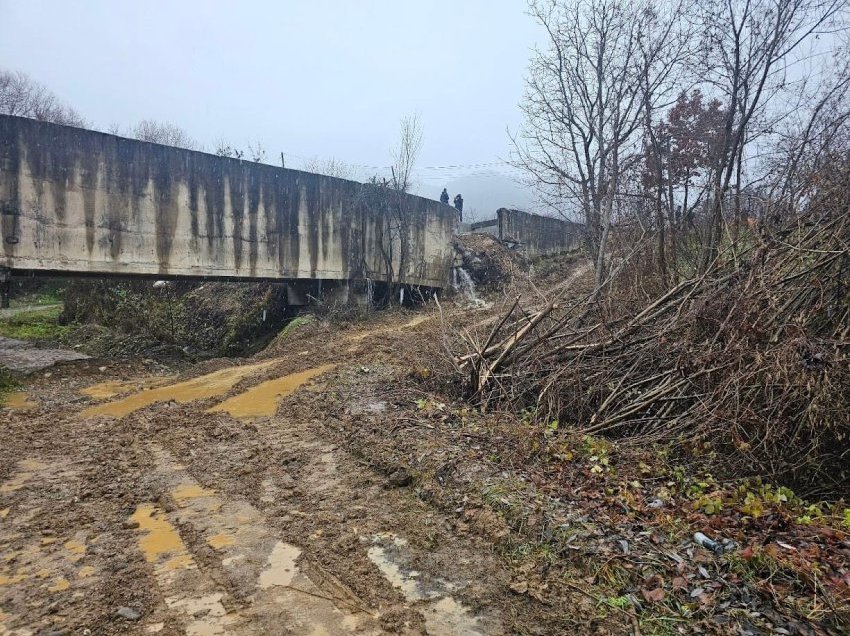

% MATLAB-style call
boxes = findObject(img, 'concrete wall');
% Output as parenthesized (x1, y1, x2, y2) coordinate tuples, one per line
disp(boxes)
(497, 208, 581, 258)
(469, 219, 499, 237)
(0, 115, 456, 288)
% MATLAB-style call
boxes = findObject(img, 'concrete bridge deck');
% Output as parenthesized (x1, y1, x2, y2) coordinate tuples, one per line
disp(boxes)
(0, 115, 457, 299)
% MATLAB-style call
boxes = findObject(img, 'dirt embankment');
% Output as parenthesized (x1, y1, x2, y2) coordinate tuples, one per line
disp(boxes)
(61, 279, 291, 358)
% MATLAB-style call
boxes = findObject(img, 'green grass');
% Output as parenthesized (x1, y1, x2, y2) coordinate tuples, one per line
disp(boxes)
(0, 306, 70, 341)
(270, 315, 315, 345)
(8, 282, 65, 308)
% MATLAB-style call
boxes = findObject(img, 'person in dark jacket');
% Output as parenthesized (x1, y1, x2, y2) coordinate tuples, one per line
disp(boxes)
(453, 193, 464, 218)
(440, 188, 450, 204)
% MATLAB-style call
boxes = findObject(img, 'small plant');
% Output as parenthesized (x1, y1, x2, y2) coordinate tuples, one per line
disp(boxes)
(694, 494, 724, 515)
(0, 369, 20, 407)
(605, 595, 632, 609)
(0, 307, 70, 342)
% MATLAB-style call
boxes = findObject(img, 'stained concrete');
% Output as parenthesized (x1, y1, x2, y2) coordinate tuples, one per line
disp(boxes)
(0, 115, 456, 288)
(496, 208, 581, 257)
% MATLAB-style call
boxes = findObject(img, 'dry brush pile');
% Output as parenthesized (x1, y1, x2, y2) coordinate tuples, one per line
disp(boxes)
(452, 176, 850, 495)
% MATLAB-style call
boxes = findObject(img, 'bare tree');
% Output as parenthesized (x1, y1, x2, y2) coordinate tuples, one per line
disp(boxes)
(771, 54, 850, 203)
(0, 69, 86, 126)
(302, 156, 355, 180)
(131, 119, 197, 150)
(514, 0, 689, 287)
(247, 141, 266, 163)
(355, 115, 424, 303)
(696, 0, 849, 270)
(213, 139, 244, 159)
(390, 114, 423, 193)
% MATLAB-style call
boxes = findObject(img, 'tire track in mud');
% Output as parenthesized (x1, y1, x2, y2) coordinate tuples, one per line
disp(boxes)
(128, 444, 380, 635)
(4, 305, 515, 635)
(126, 355, 502, 634)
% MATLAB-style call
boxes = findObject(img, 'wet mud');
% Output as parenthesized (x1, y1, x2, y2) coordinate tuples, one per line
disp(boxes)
(1, 309, 507, 635)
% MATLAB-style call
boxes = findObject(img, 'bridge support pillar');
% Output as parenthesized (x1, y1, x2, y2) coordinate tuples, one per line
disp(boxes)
(285, 280, 372, 308)
(322, 281, 370, 307)
(285, 282, 309, 306)
(0, 268, 10, 309)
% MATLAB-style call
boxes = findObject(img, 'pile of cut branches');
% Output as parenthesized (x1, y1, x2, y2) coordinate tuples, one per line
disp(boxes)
(453, 177, 850, 493)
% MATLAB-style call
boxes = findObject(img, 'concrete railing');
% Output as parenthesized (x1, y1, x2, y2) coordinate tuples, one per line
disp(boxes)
(0, 115, 457, 289)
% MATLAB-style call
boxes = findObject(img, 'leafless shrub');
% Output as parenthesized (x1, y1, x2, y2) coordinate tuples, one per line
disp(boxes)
(0, 68, 86, 126)
(130, 119, 198, 149)
(452, 156, 850, 494)
(302, 156, 355, 180)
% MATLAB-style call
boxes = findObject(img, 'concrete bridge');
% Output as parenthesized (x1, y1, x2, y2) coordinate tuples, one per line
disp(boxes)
(0, 115, 457, 305)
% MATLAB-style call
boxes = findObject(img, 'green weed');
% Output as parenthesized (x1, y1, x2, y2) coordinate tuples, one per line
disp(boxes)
(0, 369, 20, 407)
(0, 307, 69, 342)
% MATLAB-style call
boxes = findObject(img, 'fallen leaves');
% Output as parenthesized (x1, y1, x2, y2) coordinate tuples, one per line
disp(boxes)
(640, 586, 666, 603)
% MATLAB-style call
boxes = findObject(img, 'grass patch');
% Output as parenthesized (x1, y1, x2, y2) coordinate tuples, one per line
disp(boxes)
(270, 315, 315, 345)
(8, 280, 66, 308)
(0, 306, 70, 342)
(0, 369, 20, 407)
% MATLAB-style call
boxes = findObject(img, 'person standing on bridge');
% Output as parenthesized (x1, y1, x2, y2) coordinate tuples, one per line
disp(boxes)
(440, 188, 449, 205)
(453, 193, 464, 221)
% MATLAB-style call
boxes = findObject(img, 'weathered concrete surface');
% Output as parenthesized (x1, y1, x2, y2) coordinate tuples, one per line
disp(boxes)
(0, 335, 88, 373)
(0, 115, 456, 288)
(469, 219, 499, 237)
(497, 208, 581, 258)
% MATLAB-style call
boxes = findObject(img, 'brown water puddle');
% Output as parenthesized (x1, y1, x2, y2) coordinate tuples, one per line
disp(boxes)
(130, 504, 190, 568)
(139, 445, 377, 634)
(80, 376, 178, 400)
(128, 502, 239, 634)
(80, 360, 277, 419)
(0, 459, 47, 494)
(2, 391, 37, 410)
(207, 364, 336, 419)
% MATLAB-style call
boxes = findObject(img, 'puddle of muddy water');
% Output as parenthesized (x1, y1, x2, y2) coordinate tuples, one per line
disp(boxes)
(80, 360, 277, 418)
(0, 459, 47, 494)
(258, 541, 302, 589)
(367, 543, 437, 602)
(207, 363, 336, 419)
(142, 446, 377, 634)
(80, 376, 178, 401)
(2, 390, 37, 410)
(128, 503, 242, 635)
(367, 534, 494, 636)
(130, 504, 192, 568)
(165, 592, 235, 636)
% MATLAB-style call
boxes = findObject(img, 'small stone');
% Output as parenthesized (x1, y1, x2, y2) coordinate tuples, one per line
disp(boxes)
(387, 469, 412, 487)
(117, 606, 142, 621)
(122, 519, 140, 530)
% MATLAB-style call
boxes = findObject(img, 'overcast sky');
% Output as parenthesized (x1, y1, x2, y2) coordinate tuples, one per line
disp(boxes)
(0, 0, 540, 210)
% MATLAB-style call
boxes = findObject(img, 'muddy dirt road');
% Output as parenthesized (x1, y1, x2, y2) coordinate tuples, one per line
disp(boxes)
(1, 310, 509, 636)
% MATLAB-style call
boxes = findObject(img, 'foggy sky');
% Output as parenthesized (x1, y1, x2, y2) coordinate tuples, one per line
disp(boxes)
(0, 0, 540, 211)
